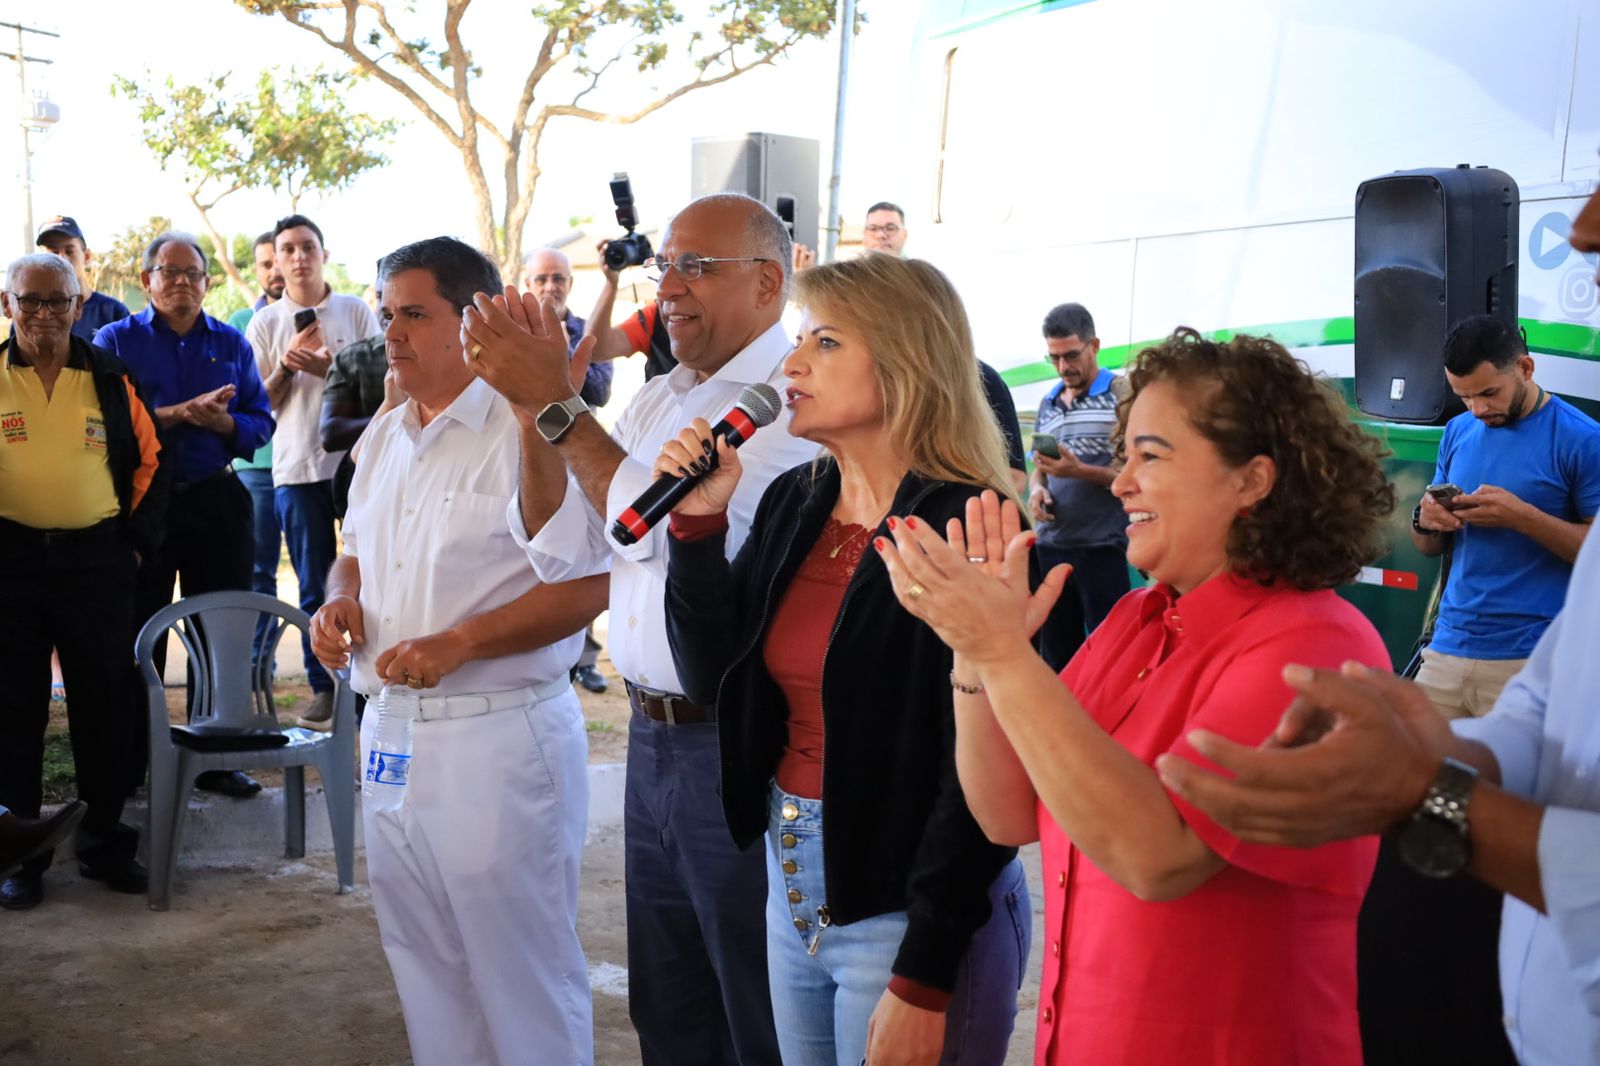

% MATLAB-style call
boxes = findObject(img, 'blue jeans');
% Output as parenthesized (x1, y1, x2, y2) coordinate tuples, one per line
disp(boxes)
(238, 467, 281, 665)
(624, 707, 780, 1065)
(274, 480, 336, 694)
(765, 784, 1031, 1066)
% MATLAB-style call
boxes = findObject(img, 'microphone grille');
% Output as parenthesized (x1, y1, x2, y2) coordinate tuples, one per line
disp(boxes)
(737, 383, 783, 428)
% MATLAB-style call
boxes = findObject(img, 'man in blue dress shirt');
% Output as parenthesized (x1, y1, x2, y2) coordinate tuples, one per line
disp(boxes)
(36, 216, 130, 342)
(94, 231, 275, 798)
(1156, 175, 1600, 1065)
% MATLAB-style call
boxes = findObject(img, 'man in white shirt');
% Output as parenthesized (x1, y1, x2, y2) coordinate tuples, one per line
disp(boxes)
(248, 214, 381, 729)
(464, 194, 818, 1065)
(309, 237, 608, 1066)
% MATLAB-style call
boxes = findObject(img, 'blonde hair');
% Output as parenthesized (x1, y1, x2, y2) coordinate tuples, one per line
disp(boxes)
(793, 253, 1018, 502)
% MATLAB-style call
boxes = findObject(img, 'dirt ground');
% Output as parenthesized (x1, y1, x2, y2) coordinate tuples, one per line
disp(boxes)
(15, 640, 1040, 1065)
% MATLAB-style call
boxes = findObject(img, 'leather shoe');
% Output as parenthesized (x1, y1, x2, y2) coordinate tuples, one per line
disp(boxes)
(573, 665, 608, 694)
(0, 871, 44, 909)
(195, 770, 263, 798)
(0, 800, 86, 876)
(79, 857, 148, 895)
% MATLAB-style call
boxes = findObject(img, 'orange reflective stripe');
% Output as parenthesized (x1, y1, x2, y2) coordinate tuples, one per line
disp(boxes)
(123, 375, 161, 512)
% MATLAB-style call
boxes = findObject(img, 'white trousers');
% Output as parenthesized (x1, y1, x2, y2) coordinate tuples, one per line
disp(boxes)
(361, 686, 593, 1066)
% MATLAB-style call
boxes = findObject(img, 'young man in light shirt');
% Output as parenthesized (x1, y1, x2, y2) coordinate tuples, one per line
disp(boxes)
(247, 214, 381, 729)
(309, 237, 607, 1066)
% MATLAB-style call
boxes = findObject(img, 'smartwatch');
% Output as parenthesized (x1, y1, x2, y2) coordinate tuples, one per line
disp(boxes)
(1396, 757, 1478, 878)
(534, 395, 591, 444)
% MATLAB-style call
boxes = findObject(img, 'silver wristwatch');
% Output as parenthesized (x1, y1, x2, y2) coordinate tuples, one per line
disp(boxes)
(534, 395, 591, 444)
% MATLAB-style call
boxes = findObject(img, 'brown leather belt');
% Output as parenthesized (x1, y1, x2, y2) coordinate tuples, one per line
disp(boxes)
(625, 680, 716, 725)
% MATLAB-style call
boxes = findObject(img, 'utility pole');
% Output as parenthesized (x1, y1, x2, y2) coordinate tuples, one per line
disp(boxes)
(823, 0, 856, 263)
(0, 21, 59, 254)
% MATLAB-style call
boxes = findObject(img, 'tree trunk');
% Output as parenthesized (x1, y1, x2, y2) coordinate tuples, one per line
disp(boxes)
(188, 192, 253, 296)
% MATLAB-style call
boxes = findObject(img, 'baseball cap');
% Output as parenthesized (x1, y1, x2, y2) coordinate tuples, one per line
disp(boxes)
(36, 215, 86, 245)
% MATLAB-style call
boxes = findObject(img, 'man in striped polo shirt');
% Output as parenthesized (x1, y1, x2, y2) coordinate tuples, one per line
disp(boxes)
(1028, 302, 1130, 671)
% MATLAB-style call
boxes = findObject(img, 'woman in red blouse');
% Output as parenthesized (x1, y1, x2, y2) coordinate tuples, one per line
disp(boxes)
(878, 328, 1397, 1064)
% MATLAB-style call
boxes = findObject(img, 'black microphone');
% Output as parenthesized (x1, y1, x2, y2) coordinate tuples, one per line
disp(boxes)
(611, 383, 783, 546)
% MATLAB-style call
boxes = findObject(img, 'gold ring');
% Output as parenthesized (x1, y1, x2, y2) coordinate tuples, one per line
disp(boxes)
(406, 678, 424, 689)
(469, 342, 484, 359)
(907, 583, 926, 600)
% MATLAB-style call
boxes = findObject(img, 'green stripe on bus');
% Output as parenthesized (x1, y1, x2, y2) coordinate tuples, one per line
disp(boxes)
(999, 314, 1600, 388)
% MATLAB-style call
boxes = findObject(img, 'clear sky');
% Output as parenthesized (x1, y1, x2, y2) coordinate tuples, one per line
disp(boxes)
(0, 0, 922, 279)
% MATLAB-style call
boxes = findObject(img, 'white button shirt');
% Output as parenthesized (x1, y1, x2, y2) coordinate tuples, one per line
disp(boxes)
(514, 320, 821, 693)
(247, 291, 381, 486)
(345, 378, 603, 698)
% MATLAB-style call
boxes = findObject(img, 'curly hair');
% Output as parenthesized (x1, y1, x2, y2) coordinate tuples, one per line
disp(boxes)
(1113, 328, 1395, 590)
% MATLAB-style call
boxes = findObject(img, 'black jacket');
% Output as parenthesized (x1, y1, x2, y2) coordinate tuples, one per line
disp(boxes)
(1, 336, 170, 556)
(665, 460, 1017, 992)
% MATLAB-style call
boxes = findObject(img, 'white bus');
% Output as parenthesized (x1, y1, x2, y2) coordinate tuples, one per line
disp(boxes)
(890, 0, 1600, 659)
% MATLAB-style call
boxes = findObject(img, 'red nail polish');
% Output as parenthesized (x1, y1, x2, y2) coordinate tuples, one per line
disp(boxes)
(906, 516, 920, 529)
(873, 537, 887, 551)
(886, 516, 898, 530)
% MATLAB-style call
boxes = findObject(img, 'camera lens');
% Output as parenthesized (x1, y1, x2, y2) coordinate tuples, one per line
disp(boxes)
(603, 240, 630, 272)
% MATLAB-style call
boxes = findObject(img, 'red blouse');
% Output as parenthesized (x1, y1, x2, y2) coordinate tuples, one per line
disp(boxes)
(1034, 573, 1387, 1066)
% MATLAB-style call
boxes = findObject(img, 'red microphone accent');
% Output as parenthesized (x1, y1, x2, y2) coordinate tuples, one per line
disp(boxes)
(724, 408, 756, 440)
(616, 508, 650, 541)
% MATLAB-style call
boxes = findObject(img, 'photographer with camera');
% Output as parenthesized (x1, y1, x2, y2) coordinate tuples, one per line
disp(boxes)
(582, 175, 679, 383)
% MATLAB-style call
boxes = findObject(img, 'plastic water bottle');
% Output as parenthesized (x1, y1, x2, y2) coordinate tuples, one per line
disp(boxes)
(363, 686, 418, 812)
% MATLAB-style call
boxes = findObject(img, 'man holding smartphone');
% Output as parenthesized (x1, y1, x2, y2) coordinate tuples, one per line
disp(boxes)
(1028, 302, 1129, 671)
(247, 214, 382, 730)
(1410, 314, 1600, 719)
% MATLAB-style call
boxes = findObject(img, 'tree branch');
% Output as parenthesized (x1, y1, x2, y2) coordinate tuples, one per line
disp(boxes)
(270, 0, 465, 149)
(544, 32, 808, 125)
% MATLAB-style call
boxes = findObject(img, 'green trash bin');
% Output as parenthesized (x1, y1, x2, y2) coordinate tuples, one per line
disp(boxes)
(1339, 419, 1447, 670)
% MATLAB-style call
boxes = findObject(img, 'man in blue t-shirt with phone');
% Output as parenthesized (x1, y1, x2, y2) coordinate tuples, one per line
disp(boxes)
(1411, 314, 1600, 718)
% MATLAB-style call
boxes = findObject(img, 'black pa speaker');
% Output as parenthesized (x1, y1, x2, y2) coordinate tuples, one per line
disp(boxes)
(690, 133, 819, 253)
(1354, 165, 1519, 423)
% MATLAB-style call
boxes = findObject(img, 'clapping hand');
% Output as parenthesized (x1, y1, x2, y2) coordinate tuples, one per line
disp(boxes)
(876, 490, 1070, 664)
(462, 286, 594, 411)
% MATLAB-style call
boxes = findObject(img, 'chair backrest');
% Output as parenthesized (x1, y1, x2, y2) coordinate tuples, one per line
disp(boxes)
(135, 591, 312, 730)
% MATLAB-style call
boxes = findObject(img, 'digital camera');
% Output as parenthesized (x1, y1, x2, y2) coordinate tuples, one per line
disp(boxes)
(604, 172, 654, 271)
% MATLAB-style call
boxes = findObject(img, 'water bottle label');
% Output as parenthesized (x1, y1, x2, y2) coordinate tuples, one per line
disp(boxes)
(365, 749, 411, 787)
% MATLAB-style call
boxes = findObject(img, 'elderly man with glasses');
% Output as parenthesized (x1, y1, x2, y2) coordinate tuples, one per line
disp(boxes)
(94, 232, 275, 800)
(0, 252, 167, 908)
(466, 193, 820, 1065)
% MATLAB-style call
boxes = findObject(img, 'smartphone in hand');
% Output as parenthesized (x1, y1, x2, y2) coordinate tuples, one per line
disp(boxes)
(1031, 433, 1062, 460)
(1425, 482, 1464, 506)
(293, 307, 319, 333)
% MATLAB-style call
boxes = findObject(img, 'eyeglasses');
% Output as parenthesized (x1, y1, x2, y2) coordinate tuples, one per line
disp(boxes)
(644, 253, 771, 283)
(9, 293, 77, 316)
(151, 266, 208, 284)
(864, 224, 903, 237)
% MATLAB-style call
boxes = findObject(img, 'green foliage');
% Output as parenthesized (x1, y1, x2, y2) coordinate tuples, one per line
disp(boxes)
(203, 284, 248, 321)
(324, 260, 371, 298)
(233, 0, 848, 272)
(98, 215, 173, 301)
(110, 68, 398, 211)
(41, 732, 75, 804)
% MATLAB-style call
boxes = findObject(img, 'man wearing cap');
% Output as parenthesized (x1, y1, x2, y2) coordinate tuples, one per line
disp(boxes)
(94, 231, 275, 799)
(0, 252, 166, 908)
(36, 216, 130, 343)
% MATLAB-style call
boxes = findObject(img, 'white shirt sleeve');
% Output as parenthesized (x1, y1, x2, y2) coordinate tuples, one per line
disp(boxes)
(510, 477, 612, 584)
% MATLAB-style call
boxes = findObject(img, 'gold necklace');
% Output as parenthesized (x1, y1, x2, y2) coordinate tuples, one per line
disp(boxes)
(827, 507, 891, 559)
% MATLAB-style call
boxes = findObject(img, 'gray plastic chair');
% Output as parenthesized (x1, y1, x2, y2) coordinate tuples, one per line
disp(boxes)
(136, 590, 356, 911)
